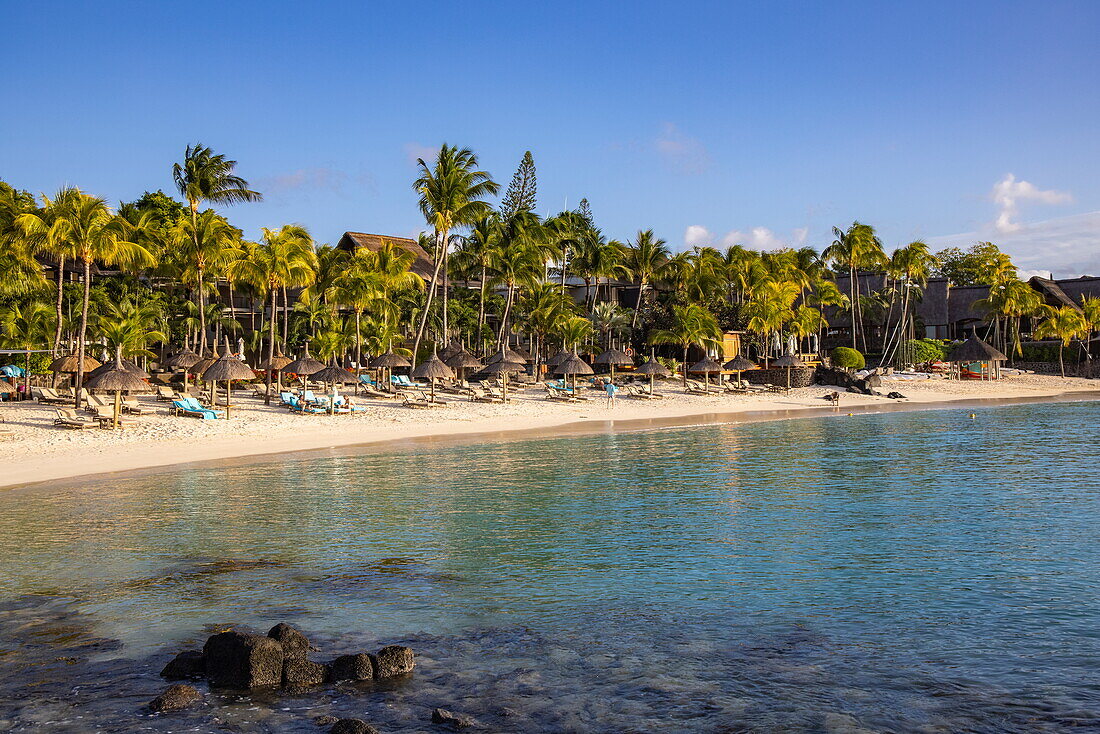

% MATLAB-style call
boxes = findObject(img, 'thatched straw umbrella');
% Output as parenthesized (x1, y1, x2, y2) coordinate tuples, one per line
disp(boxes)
(0, 378, 16, 396)
(772, 353, 805, 393)
(284, 344, 326, 391)
(88, 358, 149, 382)
(201, 341, 254, 418)
(546, 349, 570, 369)
(411, 353, 455, 403)
(438, 341, 465, 361)
(723, 354, 757, 388)
(947, 331, 1007, 380)
(554, 352, 594, 394)
(49, 353, 101, 394)
(487, 346, 527, 365)
(370, 350, 411, 392)
(310, 362, 360, 414)
(482, 358, 523, 402)
(689, 356, 722, 393)
(444, 349, 484, 384)
(258, 351, 293, 400)
(510, 345, 533, 362)
(634, 358, 669, 395)
(593, 347, 634, 384)
(85, 350, 150, 429)
(164, 347, 201, 390)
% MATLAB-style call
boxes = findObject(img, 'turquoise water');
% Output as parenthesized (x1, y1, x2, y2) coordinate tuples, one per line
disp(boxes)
(1, 401, 1099, 732)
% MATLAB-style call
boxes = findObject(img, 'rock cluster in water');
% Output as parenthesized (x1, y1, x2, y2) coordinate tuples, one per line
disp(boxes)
(153, 622, 414, 710)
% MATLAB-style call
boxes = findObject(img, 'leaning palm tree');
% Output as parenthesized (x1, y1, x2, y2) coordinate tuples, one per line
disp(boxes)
(169, 209, 243, 354)
(1034, 305, 1088, 378)
(173, 144, 262, 352)
(411, 144, 499, 362)
(823, 222, 886, 350)
(624, 229, 669, 330)
(648, 303, 723, 386)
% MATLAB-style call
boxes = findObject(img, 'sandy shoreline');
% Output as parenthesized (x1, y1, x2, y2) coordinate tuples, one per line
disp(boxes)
(2, 373, 1097, 492)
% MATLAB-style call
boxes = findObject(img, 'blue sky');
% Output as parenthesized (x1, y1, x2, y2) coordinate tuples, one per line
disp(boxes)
(3, 1, 1099, 275)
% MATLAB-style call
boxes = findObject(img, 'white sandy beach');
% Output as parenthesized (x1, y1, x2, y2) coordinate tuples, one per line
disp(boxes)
(1, 373, 1097, 491)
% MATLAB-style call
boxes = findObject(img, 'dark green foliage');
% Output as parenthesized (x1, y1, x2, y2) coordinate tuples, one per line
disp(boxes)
(499, 151, 537, 219)
(831, 346, 865, 370)
(1019, 342, 1083, 364)
(119, 190, 187, 231)
(932, 242, 1008, 286)
(899, 338, 947, 365)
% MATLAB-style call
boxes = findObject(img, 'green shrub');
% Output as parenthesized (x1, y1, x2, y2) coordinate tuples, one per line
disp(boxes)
(830, 346, 865, 370)
(897, 338, 947, 366)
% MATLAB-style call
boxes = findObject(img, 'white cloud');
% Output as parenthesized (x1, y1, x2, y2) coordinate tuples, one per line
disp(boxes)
(681, 224, 809, 251)
(929, 209, 1100, 278)
(255, 167, 349, 195)
(991, 173, 1072, 234)
(655, 123, 711, 175)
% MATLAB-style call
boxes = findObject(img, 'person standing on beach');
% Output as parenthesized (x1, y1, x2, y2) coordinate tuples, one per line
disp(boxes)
(605, 380, 618, 408)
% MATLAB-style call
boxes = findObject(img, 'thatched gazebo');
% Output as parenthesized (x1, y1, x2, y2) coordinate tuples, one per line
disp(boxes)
(772, 353, 805, 393)
(593, 347, 634, 383)
(284, 345, 326, 389)
(689, 356, 723, 393)
(554, 352, 594, 394)
(85, 351, 150, 429)
(164, 347, 201, 390)
(947, 332, 1007, 380)
(370, 350, 411, 392)
(201, 342, 254, 418)
(723, 354, 757, 388)
(482, 358, 524, 402)
(310, 362, 360, 414)
(410, 353, 454, 403)
(634, 358, 669, 395)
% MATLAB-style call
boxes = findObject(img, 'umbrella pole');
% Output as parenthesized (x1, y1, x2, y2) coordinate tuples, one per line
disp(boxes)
(650, 374, 655, 395)
(503, 373, 508, 402)
(113, 391, 121, 429)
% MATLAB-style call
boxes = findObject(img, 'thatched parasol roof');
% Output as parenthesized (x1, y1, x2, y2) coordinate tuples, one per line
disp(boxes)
(487, 347, 527, 364)
(411, 354, 455, 381)
(634, 358, 670, 376)
(370, 350, 411, 368)
(202, 350, 255, 382)
(546, 349, 571, 368)
(445, 350, 484, 370)
(283, 347, 326, 376)
(555, 352, 594, 375)
(438, 341, 465, 361)
(311, 363, 360, 384)
(0, 378, 16, 393)
(163, 348, 201, 369)
(258, 352, 292, 371)
(482, 359, 524, 374)
(49, 353, 101, 373)
(85, 362, 150, 392)
(510, 346, 533, 361)
(724, 355, 757, 371)
(593, 348, 634, 366)
(772, 354, 805, 368)
(947, 335, 1007, 362)
(88, 358, 149, 381)
(690, 356, 722, 373)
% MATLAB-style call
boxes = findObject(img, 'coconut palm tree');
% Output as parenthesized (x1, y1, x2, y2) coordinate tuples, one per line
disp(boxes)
(624, 229, 669, 330)
(452, 215, 501, 349)
(823, 222, 886, 350)
(412, 144, 499, 362)
(0, 302, 54, 385)
(169, 210, 242, 354)
(648, 303, 722, 386)
(173, 144, 261, 352)
(488, 236, 545, 350)
(743, 279, 799, 366)
(1034, 305, 1088, 377)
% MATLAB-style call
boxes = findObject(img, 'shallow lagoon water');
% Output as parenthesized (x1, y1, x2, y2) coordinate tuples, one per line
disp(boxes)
(1, 401, 1099, 732)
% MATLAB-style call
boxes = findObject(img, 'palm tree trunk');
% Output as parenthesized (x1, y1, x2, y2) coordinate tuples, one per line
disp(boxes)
(52, 257, 65, 358)
(412, 229, 447, 367)
(1059, 343, 1066, 377)
(281, 286, 289, 347)
(849, 265, 858, 349)
(196, 266, 207, 355)
(442, 239, 450, 343)
(354, 309, 362, 371)
(74, 260, 92, 409)
(631, 278, 645, 331)
(681, 346, 688, 387)
(497, 283, 515, 347)
(264, 289, 277, 405)
(477, 264, 488, 352)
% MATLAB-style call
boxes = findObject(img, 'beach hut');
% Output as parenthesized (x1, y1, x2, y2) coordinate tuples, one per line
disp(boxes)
(310, 362, 360, 414)
(772, 353, 805, 394)
(370, 350, 411, 392)
(689, 356, 722, 393)
(723, 354, 757, 388)
(84, 351, 150, 429)
(593, 347, 634, 384)
(947, 331, 1007, 380)
(164, 347, 201, 390)
(201, 342, 254, 418)
(283, 345, 326, 390)
(482, 358, 524, 402)
(634, 358, 669, 395)
(554, 351, 594, 394)
(410, 353, 454, 403)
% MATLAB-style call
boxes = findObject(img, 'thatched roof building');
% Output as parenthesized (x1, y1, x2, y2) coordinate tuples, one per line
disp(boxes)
(336, 232, 434, 281)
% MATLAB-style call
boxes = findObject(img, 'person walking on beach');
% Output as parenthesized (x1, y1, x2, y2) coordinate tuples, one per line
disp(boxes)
(605, 379, 618, 408)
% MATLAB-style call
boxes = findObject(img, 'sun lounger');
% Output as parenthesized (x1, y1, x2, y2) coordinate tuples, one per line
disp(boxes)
(468, 386, 504, 403)
(401, 393, 446, 408)
(545, 385, 579, 402)
(36, 387, 71, 405)
(171, 399, 221, 419)
(155, 385, 176, 401)
(54, 408, 103, 429)
(287, 395, 327, 414)
(625, 385, 664, 399)
(122, 397, 146, 414)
